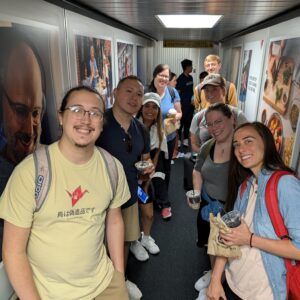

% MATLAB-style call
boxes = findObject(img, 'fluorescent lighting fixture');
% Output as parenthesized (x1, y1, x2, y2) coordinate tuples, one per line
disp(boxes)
(156, 14, 222, 28)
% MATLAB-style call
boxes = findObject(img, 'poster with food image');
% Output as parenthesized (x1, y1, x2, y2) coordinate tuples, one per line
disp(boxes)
(258, 37, 300, 168)
(263, 40, 295, 115)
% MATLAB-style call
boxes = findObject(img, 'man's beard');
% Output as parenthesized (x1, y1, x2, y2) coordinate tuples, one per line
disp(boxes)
(74, 142, 89, 148)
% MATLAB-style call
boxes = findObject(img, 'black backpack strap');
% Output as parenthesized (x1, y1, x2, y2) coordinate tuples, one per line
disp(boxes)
(167, 86, 176, 103)
(199, 139, 215, 161)
(33, 145, 51, 212)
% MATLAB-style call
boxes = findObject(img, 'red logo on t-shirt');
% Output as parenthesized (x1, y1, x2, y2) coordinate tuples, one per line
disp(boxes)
(66, 186, 89, 207)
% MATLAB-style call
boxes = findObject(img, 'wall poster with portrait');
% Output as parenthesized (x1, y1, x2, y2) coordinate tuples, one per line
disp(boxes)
(239, 40, 265, 121)
(0, 17, 62, 277)
(239, 50, 253, 102)
(230, 46, 242, 88)
(117, 41, 134, 81)
(258, 37, 300, 167)
(75, 35, 113, 109)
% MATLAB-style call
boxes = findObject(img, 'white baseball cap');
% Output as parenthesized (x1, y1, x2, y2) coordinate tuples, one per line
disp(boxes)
(143, 92, 161, 107)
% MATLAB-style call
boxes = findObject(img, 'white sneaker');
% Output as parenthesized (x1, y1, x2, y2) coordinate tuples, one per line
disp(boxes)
(141, 232, 160, 255)
(183, 139, 189, 147)
(195, 288, 208, 300)
(125, 279, 142, 300)
(130, 240, 149, 261)
(194, 270, 212, 291)
(176, 152, 185, 158)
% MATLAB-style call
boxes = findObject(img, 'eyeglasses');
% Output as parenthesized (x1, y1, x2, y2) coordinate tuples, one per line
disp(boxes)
(125, 132, 132, 153)
(64, 105, 104, 122)
(204, 118, 225, 129)
(3, 89, 43, 125)
(157, 74, 169, 80)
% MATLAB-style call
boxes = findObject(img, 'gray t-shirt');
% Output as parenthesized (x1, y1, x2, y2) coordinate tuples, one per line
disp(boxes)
(194, 140, 229, 202)
(190, 105, 248, 146)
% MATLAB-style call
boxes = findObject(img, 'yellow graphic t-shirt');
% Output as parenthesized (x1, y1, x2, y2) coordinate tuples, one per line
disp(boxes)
(0, 142, 130, 300)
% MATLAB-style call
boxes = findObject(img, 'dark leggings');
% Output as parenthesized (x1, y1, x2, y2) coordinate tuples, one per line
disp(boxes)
(165, 137, 176, 187)
(196, 200, 210, 247)
(178, 105, 194, 140)
(150, 150, 170, 208)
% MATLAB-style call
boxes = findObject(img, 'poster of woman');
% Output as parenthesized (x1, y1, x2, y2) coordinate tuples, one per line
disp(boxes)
(75, 35, 113, 109)
(230, 46, 242, 88)
(117, 41, 133, 81)
(239, 50, 252, 102)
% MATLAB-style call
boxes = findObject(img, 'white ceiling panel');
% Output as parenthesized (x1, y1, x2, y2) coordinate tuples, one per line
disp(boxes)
(50, 0, 300, 41)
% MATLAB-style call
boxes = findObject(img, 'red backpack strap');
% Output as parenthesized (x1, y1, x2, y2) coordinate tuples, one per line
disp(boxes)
(239, 176, 250, 199)
(265, 171, 292, 240)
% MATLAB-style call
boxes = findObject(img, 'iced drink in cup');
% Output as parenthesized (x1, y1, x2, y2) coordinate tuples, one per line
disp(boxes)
(168, 108, 177, 119)
(221, 210, 241, 228)
(186, 190, 201, 210)
(135, 160, 151, 174)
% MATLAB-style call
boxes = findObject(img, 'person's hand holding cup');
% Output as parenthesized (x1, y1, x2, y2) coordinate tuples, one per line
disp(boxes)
(186, 190, 201, 210)
(221, 210, 241, 228)
(168, 108, 178, 124)
(135, 160, 154, 181)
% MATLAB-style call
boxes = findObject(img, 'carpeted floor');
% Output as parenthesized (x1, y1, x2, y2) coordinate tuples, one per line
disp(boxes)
(127, 156, 210, 300)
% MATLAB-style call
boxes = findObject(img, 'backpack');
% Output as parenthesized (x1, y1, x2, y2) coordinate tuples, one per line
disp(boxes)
(197, 80, 231, 105)
(33, 145, 118, 212)
(240, 171, 300, 300)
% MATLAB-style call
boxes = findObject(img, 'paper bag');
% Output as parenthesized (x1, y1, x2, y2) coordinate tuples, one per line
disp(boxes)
(207, 213, 241, 258)
(164, 118, 179, 135)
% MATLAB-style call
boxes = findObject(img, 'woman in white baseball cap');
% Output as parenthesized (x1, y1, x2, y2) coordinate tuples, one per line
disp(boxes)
(129, 92, 171, 261)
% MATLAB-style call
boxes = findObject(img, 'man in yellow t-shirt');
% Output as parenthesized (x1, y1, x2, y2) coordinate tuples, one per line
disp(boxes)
(194, 54, 238, 111)
(0, 86, 130, 300)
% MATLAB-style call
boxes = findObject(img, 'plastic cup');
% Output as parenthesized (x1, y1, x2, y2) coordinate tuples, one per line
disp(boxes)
(221, 210, 241, 228)
(168, 108, 177, 119)
(186, 190, 201, 210)
(135, 160, 151, 174)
